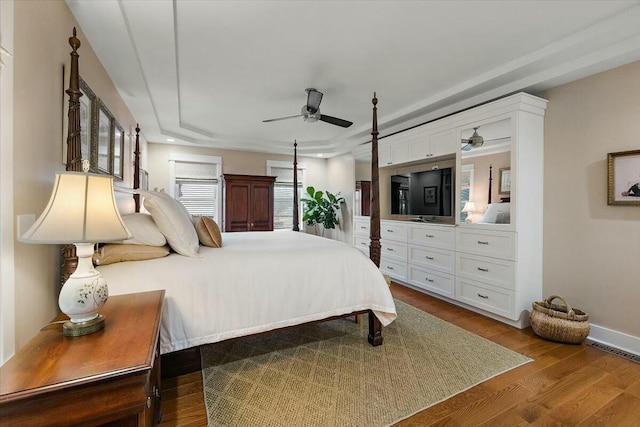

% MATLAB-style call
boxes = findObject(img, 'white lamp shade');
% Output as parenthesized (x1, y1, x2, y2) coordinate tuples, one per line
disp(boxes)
(462, 201, 476, 213)
(20, 172, 131, 244)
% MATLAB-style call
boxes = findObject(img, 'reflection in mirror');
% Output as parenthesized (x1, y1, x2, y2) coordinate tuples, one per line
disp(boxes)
(97, 106, 111, 174)
(113, 122, 124, 180)
(78, 77, 96, 168)
(460, 118, 511, 225)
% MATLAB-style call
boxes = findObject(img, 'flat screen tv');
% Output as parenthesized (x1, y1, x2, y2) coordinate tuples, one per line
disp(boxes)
(390, 167, 454, 221)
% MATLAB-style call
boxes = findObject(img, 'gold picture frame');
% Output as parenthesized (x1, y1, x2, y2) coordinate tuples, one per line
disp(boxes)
(608, 150, 640, 206)
(499, 168, 511, 194)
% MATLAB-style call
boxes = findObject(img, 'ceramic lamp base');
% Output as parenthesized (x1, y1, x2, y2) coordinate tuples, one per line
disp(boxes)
(63, 314, 105, 337)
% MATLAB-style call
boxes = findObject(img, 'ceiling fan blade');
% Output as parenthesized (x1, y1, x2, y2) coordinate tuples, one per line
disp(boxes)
(319, 114, 353, 128)
(461, 143, 473, 152)
(262, 114, 303, 123)
(306, 89, 323, 114)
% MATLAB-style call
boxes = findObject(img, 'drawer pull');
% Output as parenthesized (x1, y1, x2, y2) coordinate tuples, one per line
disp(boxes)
(477, 293, 489, 299)
(477, 240, 489, 245)
(387, 248, 394, 251)
(147, 396, 152, 408)
(360, 242, 366, 246)
(386, 266, 394, 270)
(425, 234, 434, 238)
(386, 229, 394, 232)
(360, 226, 366, 229)
(386, 162, 392, 165)
(425, 256, 434, 260)
(425, 277, 434, 282)
(477, 267, 489, 272)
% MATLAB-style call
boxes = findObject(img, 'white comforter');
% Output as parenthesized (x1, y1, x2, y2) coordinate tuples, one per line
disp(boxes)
(99, 231, 397, 354)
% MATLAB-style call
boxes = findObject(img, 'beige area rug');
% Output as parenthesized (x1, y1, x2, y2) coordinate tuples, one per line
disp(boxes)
(201, 300, 531, 426)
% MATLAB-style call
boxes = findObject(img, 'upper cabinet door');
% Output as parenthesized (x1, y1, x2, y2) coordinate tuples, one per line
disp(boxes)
(429, 129, 457, 158)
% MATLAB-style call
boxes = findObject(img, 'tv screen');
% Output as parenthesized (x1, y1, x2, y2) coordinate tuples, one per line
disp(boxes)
(390, 167, 454, 218)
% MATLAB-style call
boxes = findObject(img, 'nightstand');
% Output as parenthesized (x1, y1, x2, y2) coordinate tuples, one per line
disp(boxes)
(0, 290, 165, 426)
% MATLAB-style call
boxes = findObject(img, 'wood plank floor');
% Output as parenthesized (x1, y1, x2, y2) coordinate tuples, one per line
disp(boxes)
(158, 283, 640, 426)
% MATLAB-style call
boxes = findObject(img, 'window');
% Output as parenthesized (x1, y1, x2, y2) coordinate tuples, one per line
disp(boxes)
(267, 161, 304, 230)
(169, 154, 221, 223)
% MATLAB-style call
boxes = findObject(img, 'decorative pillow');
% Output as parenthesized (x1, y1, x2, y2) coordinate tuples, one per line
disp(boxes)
(140, 190, 200, 257)
(479, 203, 511, 224)
(194, 216, 223, 248)
(93, 244, 170, 266)
(116, 213, 167, 246)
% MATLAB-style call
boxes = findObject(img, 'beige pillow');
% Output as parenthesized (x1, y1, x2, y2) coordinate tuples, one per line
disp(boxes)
(93, 244, 170, 266)
(140, 191, 200, 257)
(117, 213, 167, 246)
(195, 216, 223, 248)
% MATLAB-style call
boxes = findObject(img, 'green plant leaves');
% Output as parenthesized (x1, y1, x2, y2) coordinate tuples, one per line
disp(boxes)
(301, 186, 345, 235)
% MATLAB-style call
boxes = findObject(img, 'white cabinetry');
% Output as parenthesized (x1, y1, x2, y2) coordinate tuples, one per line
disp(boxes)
(353, 216, 370, 255)
(380, 220, 408, 281)
(353, 92, 547, 329)
(408, 223, 456, 298)
(409, 129, 457, 160)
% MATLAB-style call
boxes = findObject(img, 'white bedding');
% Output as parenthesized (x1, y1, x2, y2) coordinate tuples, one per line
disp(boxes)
(99, 231, 397, 354)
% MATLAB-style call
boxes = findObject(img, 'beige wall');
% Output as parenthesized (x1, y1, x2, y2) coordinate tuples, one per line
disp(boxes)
(538, 61, 640, 337)
(11, 0, 138, 350)
(326, 154, 356, 243)
(355, 160, 371, 181)
(146, 143, 328, 192)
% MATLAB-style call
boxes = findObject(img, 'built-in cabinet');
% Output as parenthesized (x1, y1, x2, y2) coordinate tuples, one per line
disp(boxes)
(223, 174, 276, 232)
(353, 92, 547, 328)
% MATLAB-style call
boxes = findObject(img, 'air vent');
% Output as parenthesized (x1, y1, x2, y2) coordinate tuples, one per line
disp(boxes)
(587, 341, 640, 364)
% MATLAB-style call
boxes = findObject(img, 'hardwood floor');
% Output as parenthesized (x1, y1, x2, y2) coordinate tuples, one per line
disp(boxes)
(158, 283, 640, 426)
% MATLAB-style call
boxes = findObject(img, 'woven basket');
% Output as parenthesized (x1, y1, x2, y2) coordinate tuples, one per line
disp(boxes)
(530, 295, 590, 344)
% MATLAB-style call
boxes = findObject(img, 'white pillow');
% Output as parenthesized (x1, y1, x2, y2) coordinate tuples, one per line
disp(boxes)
(479, 203, 511, 224)
(141, 191, 200, 257)
(116, 213, 167, 246)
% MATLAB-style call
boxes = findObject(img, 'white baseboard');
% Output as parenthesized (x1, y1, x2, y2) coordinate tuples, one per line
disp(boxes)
(588, 324, 640, 357)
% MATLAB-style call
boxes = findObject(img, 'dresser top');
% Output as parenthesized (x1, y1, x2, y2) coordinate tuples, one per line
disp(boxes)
(0, 290, 164, 402)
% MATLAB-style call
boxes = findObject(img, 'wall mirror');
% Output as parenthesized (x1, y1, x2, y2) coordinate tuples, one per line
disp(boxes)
(459, 118, 512, 225)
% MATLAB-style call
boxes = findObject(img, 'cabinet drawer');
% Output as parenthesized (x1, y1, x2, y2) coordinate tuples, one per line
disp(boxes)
(353, 218, 370, 235)
(380, 257, 407, 281)
(456, 229, 516, 260)
(381, 221, 408, 242)
(381, 239, 407, 261)
(409, 224, 455, 250)
(456, 277, 516, 319)
(456, 253, 515, 290)
(408, 245, 454, 275)
(409, 265, 455, 298)
(354, 236, 370, 254)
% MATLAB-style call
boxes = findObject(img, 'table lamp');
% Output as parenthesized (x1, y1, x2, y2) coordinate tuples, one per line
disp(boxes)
(462, 201, 476, 223)
(20, 172, 131, 336)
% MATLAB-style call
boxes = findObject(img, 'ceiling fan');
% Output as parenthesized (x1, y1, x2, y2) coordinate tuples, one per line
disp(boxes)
(461, 127, 484, 151)
(263, 88, 353, 128)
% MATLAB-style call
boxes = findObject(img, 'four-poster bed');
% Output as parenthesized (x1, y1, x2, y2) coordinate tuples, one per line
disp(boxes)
(62, 29, 393, 372)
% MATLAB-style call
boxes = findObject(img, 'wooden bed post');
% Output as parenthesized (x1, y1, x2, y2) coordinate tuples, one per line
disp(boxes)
(368, 92, 383, 346)
(61, 28, 82, 287)
(369, 93, 381, 268)
(488, 164, 493, 205)
(292, 141, 299, 231)
(133, 124, 141, 213)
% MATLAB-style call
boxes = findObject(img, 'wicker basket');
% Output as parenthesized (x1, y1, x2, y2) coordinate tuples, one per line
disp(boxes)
(530, 295, 590, 344)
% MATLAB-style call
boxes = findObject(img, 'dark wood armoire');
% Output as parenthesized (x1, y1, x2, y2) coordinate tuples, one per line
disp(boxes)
(223, 174, 276, 232)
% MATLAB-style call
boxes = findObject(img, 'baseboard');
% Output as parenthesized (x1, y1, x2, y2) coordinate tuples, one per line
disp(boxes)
(396, 281, 529, 329)
(588, 324, 640, 357)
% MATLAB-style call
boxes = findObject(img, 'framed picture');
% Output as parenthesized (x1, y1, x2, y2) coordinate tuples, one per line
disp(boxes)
(140, 169, 149, 191)
(608, 150, 640, 206)
(424, 186, 437, 204)
(499, 168, 511, 194)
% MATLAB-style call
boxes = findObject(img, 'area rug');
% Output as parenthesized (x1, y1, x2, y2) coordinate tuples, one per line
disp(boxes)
(201, 300, 531, 426)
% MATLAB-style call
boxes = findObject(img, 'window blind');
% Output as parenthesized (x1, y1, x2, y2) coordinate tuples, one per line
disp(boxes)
(174, 161, 219, 221)
(271, 166, 304, 230)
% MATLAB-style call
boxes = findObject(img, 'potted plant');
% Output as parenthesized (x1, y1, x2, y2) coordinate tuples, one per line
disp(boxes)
(302, 186, 345, 237)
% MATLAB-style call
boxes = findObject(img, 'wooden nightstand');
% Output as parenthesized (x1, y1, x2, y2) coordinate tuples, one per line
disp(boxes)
(0, 290, 164, 426)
